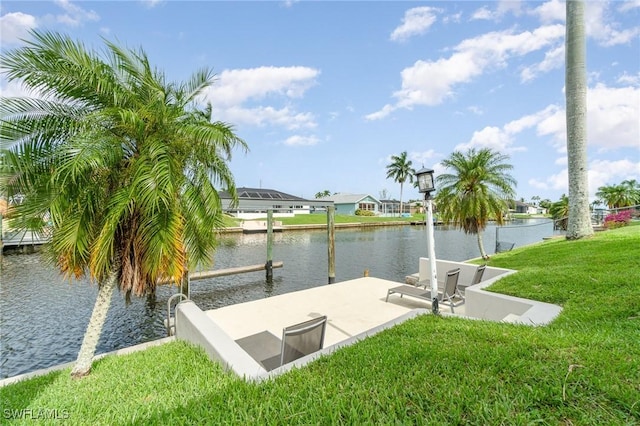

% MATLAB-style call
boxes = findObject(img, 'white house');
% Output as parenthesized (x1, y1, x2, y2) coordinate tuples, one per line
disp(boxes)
(219, 187, 331, 219)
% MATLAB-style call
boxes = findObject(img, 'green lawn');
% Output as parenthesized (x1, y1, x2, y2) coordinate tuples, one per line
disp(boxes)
(1, 226, 639, 425)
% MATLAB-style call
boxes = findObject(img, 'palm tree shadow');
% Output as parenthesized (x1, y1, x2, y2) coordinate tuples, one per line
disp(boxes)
(0, 369, 66, 414)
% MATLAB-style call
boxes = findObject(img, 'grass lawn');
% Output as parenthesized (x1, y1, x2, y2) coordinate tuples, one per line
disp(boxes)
(1, 226, 638, 425)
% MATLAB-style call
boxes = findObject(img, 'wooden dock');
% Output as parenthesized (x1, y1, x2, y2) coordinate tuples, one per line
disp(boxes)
(2, 228, 51, 252)
(240, 220, 283, 234)
(189, 262, 284, 280)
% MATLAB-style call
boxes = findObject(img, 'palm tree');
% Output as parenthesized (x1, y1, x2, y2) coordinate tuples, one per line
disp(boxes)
(386, 151, 415, 217)
(549, 194, 569, 230)
(596, 184, 628, 209)
(596, 181, 640, 209)
(621, 179, 640, 206)
(315, 190, 331, 199)
(0, 31, 248, 377)
(435, 148, 516, 260)
(565, 0, 593, 240)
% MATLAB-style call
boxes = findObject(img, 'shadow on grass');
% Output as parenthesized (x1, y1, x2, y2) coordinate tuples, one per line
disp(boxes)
(0, 369, 66, 416)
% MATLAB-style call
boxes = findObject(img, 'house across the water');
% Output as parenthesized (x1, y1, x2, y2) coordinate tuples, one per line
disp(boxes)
(220, 187, 331, 219)
(317, 193, 381, 215)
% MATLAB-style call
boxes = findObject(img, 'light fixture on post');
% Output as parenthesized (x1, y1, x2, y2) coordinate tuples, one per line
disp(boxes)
(416, 167, 438, 315)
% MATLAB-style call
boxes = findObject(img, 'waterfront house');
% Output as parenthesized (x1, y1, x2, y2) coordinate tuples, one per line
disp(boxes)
(220, 187, 331, 219)
(513, 201, 538, 215)
(378, 199, 414, 217)
(318, 193, 381, 215)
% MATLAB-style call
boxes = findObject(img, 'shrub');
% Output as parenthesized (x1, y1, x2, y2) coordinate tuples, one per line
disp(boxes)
(603, 210, 632, 229)
(355, 209, 376, 216)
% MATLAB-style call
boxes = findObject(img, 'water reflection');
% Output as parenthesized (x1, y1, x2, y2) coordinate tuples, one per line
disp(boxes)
(0, 219, 560, 378)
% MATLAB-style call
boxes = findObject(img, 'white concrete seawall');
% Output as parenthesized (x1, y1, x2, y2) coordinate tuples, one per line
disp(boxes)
(417, 257, 562, 325)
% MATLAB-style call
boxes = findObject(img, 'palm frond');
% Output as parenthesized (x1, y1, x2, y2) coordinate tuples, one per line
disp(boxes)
(2, 30, 247, 297)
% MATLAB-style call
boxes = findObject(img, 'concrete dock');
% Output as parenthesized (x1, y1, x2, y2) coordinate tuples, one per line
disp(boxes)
(205, 276, 435, 347)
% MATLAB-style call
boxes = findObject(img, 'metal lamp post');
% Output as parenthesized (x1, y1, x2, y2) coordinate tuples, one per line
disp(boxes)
(416, 167, 438, 314)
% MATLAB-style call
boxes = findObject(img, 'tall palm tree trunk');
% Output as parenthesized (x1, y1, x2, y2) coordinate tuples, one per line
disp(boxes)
(476, 230, 488, 260)
(565, 0, 594, 240)
(71, 269, 118, 378)
(399, 183, 404, 217)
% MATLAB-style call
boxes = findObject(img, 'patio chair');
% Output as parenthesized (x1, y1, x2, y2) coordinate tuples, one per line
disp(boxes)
(439, 268, 464, 313)
(386, 268, 464, 313)
(252, 315, 328, 372)
(459, 264, 487, 296)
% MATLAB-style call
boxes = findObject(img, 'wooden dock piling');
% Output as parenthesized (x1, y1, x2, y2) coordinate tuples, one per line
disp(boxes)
(266, 209, 274, 283)
(327, 205, 336, 284)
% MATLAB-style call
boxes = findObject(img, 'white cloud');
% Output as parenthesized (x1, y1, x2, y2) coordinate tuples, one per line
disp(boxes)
(0, 12, 37, 45)
(520, 44, 564, 82)
(533, 107, 565, 150)
(51, 0, 99, 27)
(471, 1, 524, 21)
(530, 1, 640, 46)
(284, 135, 320, 146)
(206, 66, 319, 107)
(618, 72, 640, 86)
(589, 159, 640, 186)
(529, 169, 567, 191)
(390, 7, 440, 42)
(0, 1, 99, 47)
(496, 1, 525, 17)
(461, 126, 512, 151)
(364, 104, 396, 121)
(530, 159, 640, 197)
(530, 0, 565, 23)
(618, 0, 640, 13)
(456, 119, 534, 154)
(587, 84, 640, 151)
(457, 82, 639, 157)
(442, 12, 462, 25)
(368, 24, 565, 119)
(218, 106, 316, 131)
(140, 0, 163, 8)
(471, 7, 493, 21)
(585, 1, 640, 47)
(202, 66, 319, 131)
(467, 105, 484, 115)
(536, 84, 640, 152)
(0, 80, 34, 98)
(554, 156, 567, 166)
(409, 149, 439, 167)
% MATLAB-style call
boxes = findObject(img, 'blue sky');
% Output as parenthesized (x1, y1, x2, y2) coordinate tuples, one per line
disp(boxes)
(1, 1, 639, 204)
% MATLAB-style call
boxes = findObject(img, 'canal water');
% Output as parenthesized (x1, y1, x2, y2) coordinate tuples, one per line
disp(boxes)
(0, 219, 560, 378)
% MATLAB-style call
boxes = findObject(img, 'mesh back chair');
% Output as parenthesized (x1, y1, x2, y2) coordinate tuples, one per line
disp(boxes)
(439, 268, 464, 313)
(471, 264, 487, 285)
(458, 264, 487, 298)
(280, 315, 327, 366)
(258, 315, 328, 371)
